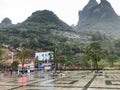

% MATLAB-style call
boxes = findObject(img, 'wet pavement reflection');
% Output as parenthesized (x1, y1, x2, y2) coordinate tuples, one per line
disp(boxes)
(18, 76, 27, 86)
(0, 70, 120, 90)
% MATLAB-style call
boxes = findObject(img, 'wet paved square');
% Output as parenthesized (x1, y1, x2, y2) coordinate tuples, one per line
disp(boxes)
(0, 70, 120, 90)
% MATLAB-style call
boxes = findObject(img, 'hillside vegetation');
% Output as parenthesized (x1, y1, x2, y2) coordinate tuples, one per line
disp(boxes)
(0, 1, 120, 69)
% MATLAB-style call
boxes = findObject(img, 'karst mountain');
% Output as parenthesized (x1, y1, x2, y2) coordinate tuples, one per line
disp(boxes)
(76, 0, 120, 36)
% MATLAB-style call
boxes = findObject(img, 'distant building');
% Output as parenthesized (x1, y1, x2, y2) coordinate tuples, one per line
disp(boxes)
(18, 62, 34, 74)
(35, 51, 54, 62)
(35, 51, 54, 70)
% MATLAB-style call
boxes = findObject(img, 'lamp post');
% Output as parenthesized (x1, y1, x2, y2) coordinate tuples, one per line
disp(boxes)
(11, 52, 14, 63)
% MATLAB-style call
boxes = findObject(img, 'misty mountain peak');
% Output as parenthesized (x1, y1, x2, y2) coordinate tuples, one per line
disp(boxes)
(23, 10, 72, 31)
(101, 0, 108, 3)
(94, 0, 118, 19)
(24, 10, 59, 23)
(83, 0, 98, 11)
(77, 0, 98, 26)
(100, 0, 111, 7)
(1, 18, 12, 25)
(88, 0, 98, 5)
(76, 0, 119, 30)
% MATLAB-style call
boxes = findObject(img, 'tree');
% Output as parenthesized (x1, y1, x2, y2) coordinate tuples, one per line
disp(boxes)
(11, 60, 19, 70)
(16, 48, 32, 71)
(49, 45, 61, 72)
(74, 53, 89, 68)
(0, 45, 5, 61)
(34, 58, 43, 68)
(65, 61, 73, 70)
(86, 41, 105, 70)
(108, 55, 118, 66)
(58, 55, 67, 71)
(91, 31, 107, 41)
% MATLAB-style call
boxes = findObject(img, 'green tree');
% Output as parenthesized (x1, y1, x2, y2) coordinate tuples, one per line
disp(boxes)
(0, 45, 5, 60)
(49, 45, 61, 72)
(108, 55, 118, 66)
(65, 61, 73, 70)
(86, 41, 105, 70)
(11, 60, 19, 70)
(91, 31, 107, 41)
(58, 55, 67, 71)
(74, 53, 89, 68)
(34, 59, 43, 68)
(16, 48, 32, 71)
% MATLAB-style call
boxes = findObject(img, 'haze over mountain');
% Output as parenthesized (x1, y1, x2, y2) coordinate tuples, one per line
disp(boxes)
(0, 0, 120, 50)
(0, 18, 12, 26)
(0, 10, 77, 49)
(76, 0, 120, 36)
(23, 10, 72, 31)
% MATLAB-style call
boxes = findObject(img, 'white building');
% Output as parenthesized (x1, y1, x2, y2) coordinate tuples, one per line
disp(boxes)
(18, 62, 35, 73)
(35, 51, 54, 61)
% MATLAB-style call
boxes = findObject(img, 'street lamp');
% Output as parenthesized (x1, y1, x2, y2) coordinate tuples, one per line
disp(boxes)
(11, 52, 14, 63)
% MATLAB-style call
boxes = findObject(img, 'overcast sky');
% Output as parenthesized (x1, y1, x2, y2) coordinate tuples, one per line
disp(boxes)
(0, 0, 119, 25)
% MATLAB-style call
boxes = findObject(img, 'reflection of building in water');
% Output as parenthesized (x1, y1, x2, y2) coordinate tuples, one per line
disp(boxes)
(18, 76, 27, 86)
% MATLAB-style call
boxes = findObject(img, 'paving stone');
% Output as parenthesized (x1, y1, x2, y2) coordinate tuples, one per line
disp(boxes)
(0, 70, 120, 90)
